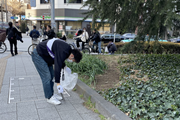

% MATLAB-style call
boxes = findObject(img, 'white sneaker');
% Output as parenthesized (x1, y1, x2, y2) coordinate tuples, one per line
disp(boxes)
(53, 94, 63, 101)
(47, 96, 61, 105)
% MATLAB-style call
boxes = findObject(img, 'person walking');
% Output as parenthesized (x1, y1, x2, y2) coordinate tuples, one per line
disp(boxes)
(6, 22, 19, 56)
(75, 28, 89, 49)
(26, 25, 29, 36)
(91, 29, 101, 54)
(30, 26, 40, 50)
(31, 38, 82, 105)
(44, 25, 55, 39)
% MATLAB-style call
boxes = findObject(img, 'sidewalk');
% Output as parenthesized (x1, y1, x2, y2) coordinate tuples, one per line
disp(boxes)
(0, 52, 100, 120)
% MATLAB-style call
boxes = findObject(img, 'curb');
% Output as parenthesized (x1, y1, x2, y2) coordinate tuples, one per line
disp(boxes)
(76, 79, 132, 120)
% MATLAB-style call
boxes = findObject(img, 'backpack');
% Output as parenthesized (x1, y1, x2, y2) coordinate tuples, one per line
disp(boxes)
(32, 30, 39, 40)
(8, 28, 15, 41)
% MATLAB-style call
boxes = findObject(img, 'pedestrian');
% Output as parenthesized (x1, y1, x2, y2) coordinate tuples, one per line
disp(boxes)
(75, 28, 89, 49)
(26, 25, 29, 36)
(44, 25, 55, 39)
(6, 22, 19, 56)
(31, 38, 82, 105)
(91, 29, 101, 54)
(43, 26, 47, 39)
(15, 22, 20, 29)
(30, 26, 40, 50)
(107, 40, 117, 55)
(38, 26, 43, 37)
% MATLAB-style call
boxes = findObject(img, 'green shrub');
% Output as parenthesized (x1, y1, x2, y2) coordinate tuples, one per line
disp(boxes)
(103, 54, 180, 119)
(67, 34, 73, 39)
(120, 41, 180, 54)
(56, 32, 62, 38)
(66, 54, 107, 85)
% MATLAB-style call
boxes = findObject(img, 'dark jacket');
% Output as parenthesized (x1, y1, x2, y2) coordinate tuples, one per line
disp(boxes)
(107, 42, 117, 52)
(36, 40, 72, 83)
(6, 27, 19, 41)
(26, 27, 29, 32)
(91, 32, 101, 43)
(45, 29, 55, 39)
(30, 29, 40, 38)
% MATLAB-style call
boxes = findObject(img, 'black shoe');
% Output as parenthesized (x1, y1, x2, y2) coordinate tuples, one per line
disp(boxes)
(15, 53, 18, 55)
(12, 54, 14, 56)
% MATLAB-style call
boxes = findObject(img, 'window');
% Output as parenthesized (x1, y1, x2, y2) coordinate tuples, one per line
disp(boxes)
(40, 0, 50, 4)
(64, 0, 82, 3)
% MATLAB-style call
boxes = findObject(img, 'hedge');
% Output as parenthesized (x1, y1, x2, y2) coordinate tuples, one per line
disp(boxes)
(111, 41, 180, 54)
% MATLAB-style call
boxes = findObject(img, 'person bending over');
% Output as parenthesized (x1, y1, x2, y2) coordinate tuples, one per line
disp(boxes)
(32, 38, 82, 105)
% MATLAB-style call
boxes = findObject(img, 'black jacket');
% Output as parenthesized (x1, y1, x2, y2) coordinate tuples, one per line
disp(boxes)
(91, 32, 101, 43)
(6, 27, 20, 41)
(45, 29, 55, 39)
(36, 40, 72, 83)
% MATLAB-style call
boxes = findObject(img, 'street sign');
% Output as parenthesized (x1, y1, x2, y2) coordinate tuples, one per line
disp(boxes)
(14, 17, 18, 19)
(40, 16, 51, 20)
(10, 16, 14, 19)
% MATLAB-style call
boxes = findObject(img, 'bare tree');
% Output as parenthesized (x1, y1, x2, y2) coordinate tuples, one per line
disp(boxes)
(7, 0, 25, 23)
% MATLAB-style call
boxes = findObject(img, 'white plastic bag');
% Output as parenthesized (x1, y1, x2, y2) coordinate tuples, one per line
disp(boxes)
(60, 66, 78, 91)
(105, 46, 109, 53)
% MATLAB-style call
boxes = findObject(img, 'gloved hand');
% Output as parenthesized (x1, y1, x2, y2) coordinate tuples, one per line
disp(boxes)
(57, 85, 64, 93)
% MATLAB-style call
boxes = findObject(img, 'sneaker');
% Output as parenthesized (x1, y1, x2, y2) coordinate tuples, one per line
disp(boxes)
(53, 94, 63, 101)
(47, 96, 61, 105)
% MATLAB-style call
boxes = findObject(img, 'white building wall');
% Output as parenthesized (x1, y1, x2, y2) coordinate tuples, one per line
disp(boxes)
(32, 0, 88, 10)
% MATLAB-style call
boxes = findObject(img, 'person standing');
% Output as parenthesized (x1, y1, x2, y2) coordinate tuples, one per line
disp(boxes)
(75, 28, 89, 49)
(31, 38, 82, 105)
(6, 22, 19, 56)
(44, 25, 55, 39)
(30, 26, 40, 50)
(91, 29, 101, 54)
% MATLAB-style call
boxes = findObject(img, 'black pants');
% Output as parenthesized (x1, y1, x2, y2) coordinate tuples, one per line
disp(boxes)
(76, 38, 85, 49)
(9, 40, 17, 55)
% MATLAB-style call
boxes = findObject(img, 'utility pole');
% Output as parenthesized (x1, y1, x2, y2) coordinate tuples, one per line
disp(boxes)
(50, 0, 55, 30)
(1, 0, 4, 29)
(5, 0, 8, 22)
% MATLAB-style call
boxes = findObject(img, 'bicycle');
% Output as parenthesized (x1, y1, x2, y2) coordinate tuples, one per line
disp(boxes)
(69, 38, 90, 54)
(0, 41, 7, 54)
(27, 36, 44, 55)
(87, 40, 105, 54)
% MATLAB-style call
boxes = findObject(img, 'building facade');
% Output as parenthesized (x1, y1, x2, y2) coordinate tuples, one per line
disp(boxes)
(25, 0, 110, 35)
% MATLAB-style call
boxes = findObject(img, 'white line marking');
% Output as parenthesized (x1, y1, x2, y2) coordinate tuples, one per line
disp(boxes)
(19, 78, 24, 80)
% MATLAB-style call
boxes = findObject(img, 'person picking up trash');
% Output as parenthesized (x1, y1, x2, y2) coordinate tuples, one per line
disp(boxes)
(31, 38, 82, 105)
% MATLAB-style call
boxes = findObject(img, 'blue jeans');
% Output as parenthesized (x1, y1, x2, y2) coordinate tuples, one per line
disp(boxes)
(32, 49, 54, 99)
(93, 41, 101, 53)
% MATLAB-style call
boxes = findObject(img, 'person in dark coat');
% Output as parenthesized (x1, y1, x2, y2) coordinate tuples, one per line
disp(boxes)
(44, 25, 55, 39)
(6, 22, 19, 56)
(26, 25, 29, 36)
(91, 29, 101, 53)
(107, 40, 117, 55)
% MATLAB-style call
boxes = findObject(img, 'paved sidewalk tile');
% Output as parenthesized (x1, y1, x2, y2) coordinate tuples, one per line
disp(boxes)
(0, 112, 16, 120)
(38, 107, 60, 120)
(58, 110, 83, 120)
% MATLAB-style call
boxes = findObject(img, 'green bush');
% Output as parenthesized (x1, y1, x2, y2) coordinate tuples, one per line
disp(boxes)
(66, 54, 107, 85)
(56, 32, 62, 38)
(120, 41, 180, 54)
(67, 34, 73, 39)
(103, 54, 180, 119)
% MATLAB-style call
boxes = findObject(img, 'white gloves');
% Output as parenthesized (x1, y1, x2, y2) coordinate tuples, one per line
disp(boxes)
(57, 85, 64, 93)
